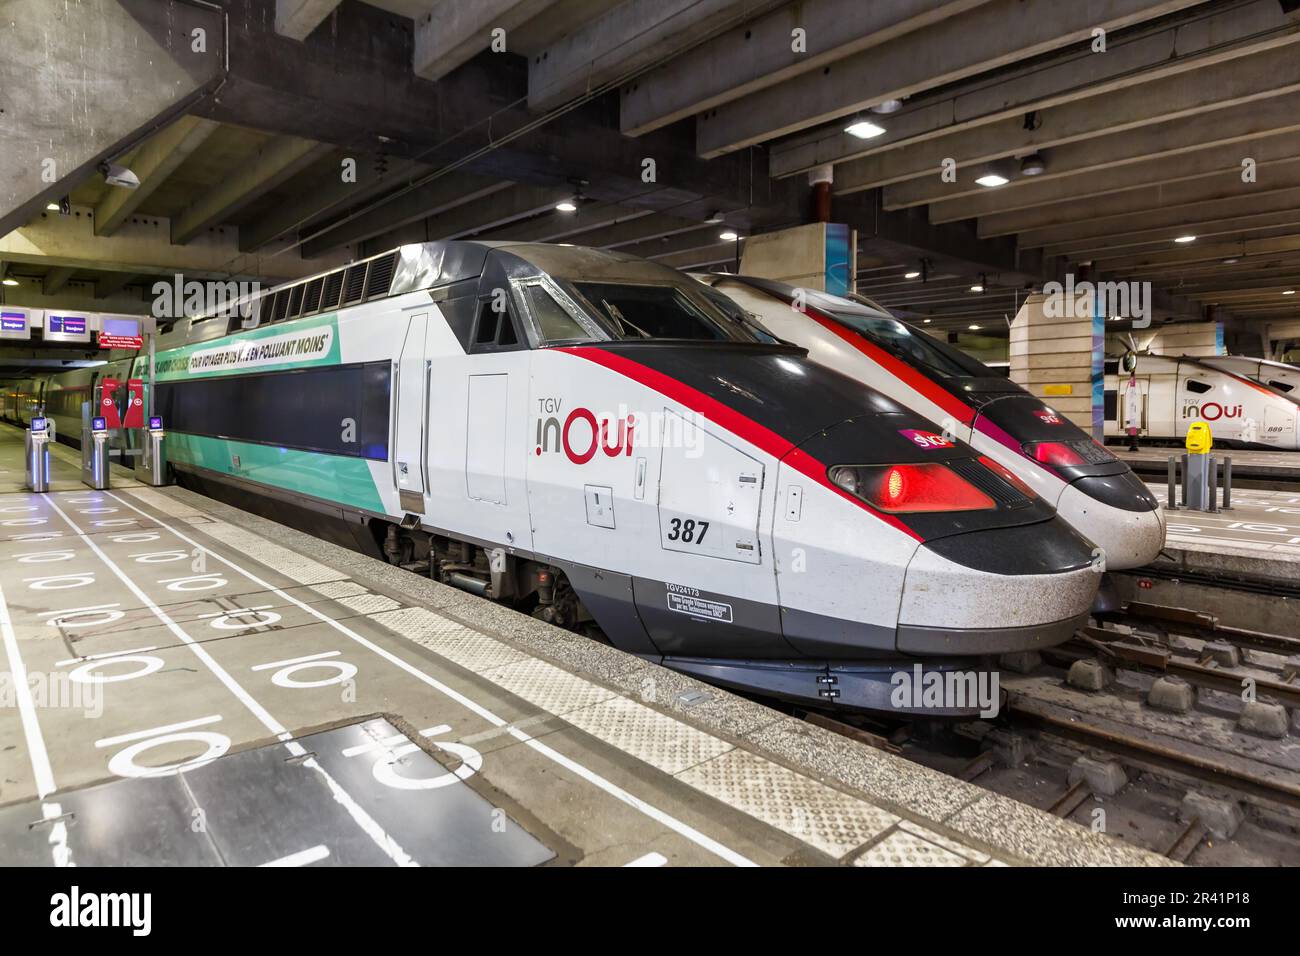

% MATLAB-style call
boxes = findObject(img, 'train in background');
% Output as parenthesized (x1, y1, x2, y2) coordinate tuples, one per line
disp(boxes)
(1102, 352, 1300, 450)
(690, 273, 1165, 571)
(1200, 355, 1300, 395)
(2, 241, 1104, 715)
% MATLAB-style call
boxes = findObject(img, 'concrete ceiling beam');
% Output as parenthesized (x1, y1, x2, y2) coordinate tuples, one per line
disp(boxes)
(620, 0, 989, 136)
(172, 137, 332, 245)
(770, 0, 1295, 178)
(695, 0, 1207, 158)
(832, 41, 1300, 196)
(414, 0, 562, 82)
(94, 116, 221, 237)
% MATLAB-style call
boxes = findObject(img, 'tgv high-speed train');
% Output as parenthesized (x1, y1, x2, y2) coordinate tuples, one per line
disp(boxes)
(5, 242, 1103, 714)
(1102, 352, 1300, 450)
(691, 274, 1165, 570)
(1200, 355, 1300, 395)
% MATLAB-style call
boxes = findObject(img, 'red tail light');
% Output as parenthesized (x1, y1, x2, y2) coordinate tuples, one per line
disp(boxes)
(1025, 441, 1086, 468)
(1023, 439, 1118, 468)
(829, 464, 995, 513)
(977, 455, 1037, 498)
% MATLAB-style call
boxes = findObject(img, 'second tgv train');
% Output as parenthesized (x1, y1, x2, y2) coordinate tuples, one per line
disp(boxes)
(1102, 352, 1300, 450)
(691, 274, 1165, 570)
(4, 242, 1103, 714)
(1200, 355, 1300, 396)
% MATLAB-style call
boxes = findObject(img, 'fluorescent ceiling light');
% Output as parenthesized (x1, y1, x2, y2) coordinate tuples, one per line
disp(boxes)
(975, 174, 1009, 188)
(843, 120, 886, 139)
(555, 200, 578, 212)
(46, 203, 60, 211)
(1284, 290, 1297, 296)
(1, 278, 18, 287)
(1174, 235, 1197, 244)
(970, 284, 984, 293)
(719, 230, 739, 241)
(968, 324, 981, 330)
(904, 270, 921, 279)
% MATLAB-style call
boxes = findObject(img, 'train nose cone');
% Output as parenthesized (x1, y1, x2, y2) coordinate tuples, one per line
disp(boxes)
(1055, 471, 1165, 570)
(895, 517, 1099, 656)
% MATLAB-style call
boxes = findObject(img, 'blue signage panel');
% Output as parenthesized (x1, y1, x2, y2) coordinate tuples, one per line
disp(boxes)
(92, 417, 107, 431)
(30, 417, 47, 432)
(1, 313, 27, 332)
(149, 416, 163, 430)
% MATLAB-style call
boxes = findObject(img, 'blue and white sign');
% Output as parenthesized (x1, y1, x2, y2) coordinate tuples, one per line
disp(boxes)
(45, 312, 92, 343)
(0, 309, 30, 340)
(30, 417, 47, 433)
(92, 416, 107, 432)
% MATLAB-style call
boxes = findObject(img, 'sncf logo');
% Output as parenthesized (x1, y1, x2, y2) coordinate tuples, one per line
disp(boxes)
(1032, 409, 1064, 425)
(535, 398, 636, 464)
(899, 429, 952, 449)
(1182, 402, 1243, 422)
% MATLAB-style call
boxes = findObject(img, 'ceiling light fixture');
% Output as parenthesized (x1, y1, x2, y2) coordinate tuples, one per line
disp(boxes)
(869, 99, 904, 115)
(704, 210, 724, 224)
(46, 202, 60, 211)
(1284, 289, 1297, 296)
(975, 173, 1009, 188)
(555, 200, 578, 212)
(904, 270, 921, 279)
(2, 277, 18, 287)
(720, 230, 740, 241)
(968, 324, 981, 330)
(843, 120, 886, 139)
(1020, 153, 1047, 176)
(1174, 235, 1197, 244)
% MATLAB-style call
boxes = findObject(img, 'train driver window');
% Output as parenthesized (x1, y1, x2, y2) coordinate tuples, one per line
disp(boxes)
(1269, 379, 1295, 393)
(472, 300, 523, 352)
(520, 282, 591, 344)
(1185, 379, 1212, 394)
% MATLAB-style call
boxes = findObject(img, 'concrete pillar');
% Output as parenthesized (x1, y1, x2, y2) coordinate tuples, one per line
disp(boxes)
(0, 0, 224, 236)
(738, 222, 857, 295)
(1009, 291, 1101, 433)
(1142, 321, 1224, 356)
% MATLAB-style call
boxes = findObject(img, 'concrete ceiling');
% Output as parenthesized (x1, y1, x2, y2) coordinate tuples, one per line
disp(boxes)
(6, 0, 1300, 352)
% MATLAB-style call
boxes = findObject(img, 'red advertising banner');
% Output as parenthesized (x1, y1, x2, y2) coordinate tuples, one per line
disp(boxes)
(124, 378, 145, 429)
(99, 379, 122, 428)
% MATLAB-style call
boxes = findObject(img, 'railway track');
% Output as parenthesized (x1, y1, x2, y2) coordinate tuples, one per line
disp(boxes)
(796, 594, 1300, 866)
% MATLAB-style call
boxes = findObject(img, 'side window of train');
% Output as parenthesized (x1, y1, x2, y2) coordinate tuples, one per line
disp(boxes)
(1268, 379, 1295, 393)
(1185, 379, 1212, 394)
(471, 300, 522, 352)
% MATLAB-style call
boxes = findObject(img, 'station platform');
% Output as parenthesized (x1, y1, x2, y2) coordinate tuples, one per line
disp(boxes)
(1114, 445, 1300, 486)
(0, 424, 1166, 867)
(1143, 482, 1300, 585)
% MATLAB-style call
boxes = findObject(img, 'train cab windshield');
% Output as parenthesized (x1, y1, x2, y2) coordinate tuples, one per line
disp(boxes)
(816, 295, 1015, 392)
(521, 274, 780, 347)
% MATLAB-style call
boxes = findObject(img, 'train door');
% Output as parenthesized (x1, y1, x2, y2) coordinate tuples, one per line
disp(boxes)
(393, 312, 429, 513)
(632, 415, 783, 658)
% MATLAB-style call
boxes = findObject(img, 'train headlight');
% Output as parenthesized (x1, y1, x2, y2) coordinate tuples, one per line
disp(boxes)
(829, 464, 995, 513)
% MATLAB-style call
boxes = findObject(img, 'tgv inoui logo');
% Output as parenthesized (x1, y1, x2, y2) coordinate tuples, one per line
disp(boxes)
(49, 886, 152, 936)
(535, 398, 636, 464)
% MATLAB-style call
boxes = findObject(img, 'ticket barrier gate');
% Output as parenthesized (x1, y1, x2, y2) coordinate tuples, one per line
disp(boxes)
(82, 414, 111, 491)
(25, 417, 51, 493)
(133, 416, 169, 487)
